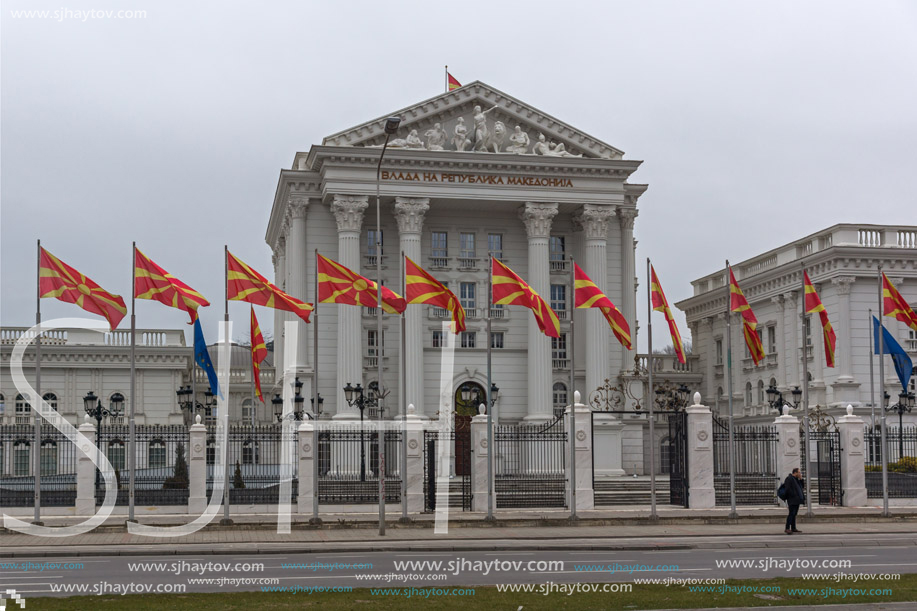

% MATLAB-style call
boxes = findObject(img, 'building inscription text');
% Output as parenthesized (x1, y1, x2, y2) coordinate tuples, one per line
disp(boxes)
(381, 170, 574, 189)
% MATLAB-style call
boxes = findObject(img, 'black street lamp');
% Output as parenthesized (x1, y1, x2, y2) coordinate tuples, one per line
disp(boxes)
(765, 383, 803, 413)
(458, 383, 499, 414)
(654, 381, 691, 411)
(885, 390, 915, 458)
(274, 377, 310, 422)
(343, 382, 379, 482)
(83, 391, 124, 489)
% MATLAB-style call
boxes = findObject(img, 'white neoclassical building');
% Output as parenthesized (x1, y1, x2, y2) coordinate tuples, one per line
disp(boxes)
(264, 82, 647, 425)
(676, 224, 917, 426)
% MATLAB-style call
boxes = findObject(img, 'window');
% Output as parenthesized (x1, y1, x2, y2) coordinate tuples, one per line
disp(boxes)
(767, 326, 777, 355)
(107, 440, 125, 472)
(149, 440, 166, 469)
(552, 383, 568, 417)
(460, 233, 475, 258)
(550, 284, 566, 315)
(367, 330, 383, 357)
(242, 440, 259, 465)
(0, 393, 4, 416)
(460, 282, 476, 311)
(15, 394, 30, 422)
(488, 233, 503, 260)
(490, 332, 504, 349)
(14, 441, 30, 476)
(432, 330, 444, 348)
(549, 236, 565, 261)
(42, 393, 58, 412)
(431, 231, 448, 257)
(715, 339, 723, 365)
(552, 333, 568, 365)
(804, 316, 812, 347)
(40, 440, 58, 476)
(242, 399, 254, 425)
(367, 229, 382, 257)
(744, 382, 752, 407)
(461, 332, 476, 348)
(757, 380, 765, 405)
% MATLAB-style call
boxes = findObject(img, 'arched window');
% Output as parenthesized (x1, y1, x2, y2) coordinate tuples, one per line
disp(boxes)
(149, 440, 166, 469)
(744, 382, 752, 407)
(15, 394, 30, 423)
(552, 383, 567, 418)
(757, 380, 765, 405)
(242, 398, 254, 425)
(14, 440, 30, 476)
(42, 393, 58, 412)
(40, 440, 58, 476)
(108, 440, 125, 472)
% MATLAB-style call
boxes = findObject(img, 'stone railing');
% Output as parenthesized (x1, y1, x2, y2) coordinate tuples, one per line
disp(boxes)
(1, 327, 186, 347)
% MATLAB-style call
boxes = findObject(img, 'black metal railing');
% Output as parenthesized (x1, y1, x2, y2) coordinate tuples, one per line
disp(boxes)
(317, 427, 401, 504)
(713, 418, 779, 505)
(0, 425, 78, 507)
(865, 426, 917, 498)
(206, 424, 297, 505)
(494, 416, 567, 508)
(423, 429, 472, 511)
(95, 425, 190, 506)
(799, 430, 842, 506)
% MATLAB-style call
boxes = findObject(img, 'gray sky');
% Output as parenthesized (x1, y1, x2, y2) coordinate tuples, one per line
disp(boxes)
(2, 0, 916, 351)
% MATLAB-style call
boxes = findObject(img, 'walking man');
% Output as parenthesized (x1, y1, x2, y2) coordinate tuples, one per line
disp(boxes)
(784, 467, 805, 534)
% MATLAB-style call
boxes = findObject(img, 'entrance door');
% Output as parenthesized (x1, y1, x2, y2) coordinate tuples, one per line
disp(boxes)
(454, 383, 484, 477)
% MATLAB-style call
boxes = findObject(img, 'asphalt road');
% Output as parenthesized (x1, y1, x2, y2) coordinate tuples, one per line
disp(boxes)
(2, 533, 915, 598)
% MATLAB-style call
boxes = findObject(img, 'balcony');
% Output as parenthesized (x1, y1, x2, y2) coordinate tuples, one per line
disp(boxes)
(766, 353, 778, 368)
(429, 256, 450, 269)
(429, 307, 450, 319)
(489, 308, 507, 319)
(549, 259, 569, 273)
(552, 358, 569, 370)
(363, 254, 387, 269)
(456, 257, 479, 271)
(15, 415, 31, 425)
(555, 310, 567, 320)
(364, 307, 378, 317)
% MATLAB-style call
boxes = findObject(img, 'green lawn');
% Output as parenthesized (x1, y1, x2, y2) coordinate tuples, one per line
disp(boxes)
(22, 574, 917, 610)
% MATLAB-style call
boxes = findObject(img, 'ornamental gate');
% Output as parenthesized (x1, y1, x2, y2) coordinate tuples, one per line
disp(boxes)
(667, 411, 689, 507)
(801, 430, 842, 506)
(712, 417, 779, 505)
(423, 425, 472, 511)
(494, 415, 567, 509)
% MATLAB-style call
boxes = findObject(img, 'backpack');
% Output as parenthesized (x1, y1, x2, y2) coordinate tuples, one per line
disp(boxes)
(777, 483, 787, 501)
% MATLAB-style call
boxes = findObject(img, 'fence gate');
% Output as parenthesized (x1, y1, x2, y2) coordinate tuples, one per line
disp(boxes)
(668, 411, 689, 507)
(494, 415, 567, 509)
(801, 430, 842, 506)
(713, 418, 779, 505)
(423, 428, 472, 511)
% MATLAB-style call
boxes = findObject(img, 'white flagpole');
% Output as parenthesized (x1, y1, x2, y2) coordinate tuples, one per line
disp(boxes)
(129, 243, 137, 522)
(725, 261, 738, 518)
(486, 264, 494, 521)
(878, 266, 889, 516)
(400, 251, 409, 523)
(800, 264, 813, 517)
(312, 249, 321, 525)
(568, 255, 576, 520)
(33, 239, 42, 525)
(647, 258, 657, 519)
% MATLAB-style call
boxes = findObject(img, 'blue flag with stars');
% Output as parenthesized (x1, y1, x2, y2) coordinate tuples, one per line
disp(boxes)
(194, 319, 222, 398)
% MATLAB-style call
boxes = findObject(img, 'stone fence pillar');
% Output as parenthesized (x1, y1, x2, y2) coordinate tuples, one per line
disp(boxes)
(76, 417, 96, 515)
(592, 412, 625, 478)
(297, 421, 314, 514)
(471, 412, 490, 512)
(188, 415, 207, 514)
(404, 405, 425, 514)
(774, 407, 801, 492)
(567, 391, 594, 510)
(837, 405, 867, 506)
(686, 393, 715, 509)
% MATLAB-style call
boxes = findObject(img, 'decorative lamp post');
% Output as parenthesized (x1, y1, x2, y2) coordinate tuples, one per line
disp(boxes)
(765, 383, 802, 413)
(83, 391, 125, 490)
(344, 382, 379, 482)
(885, 390, 915, 458)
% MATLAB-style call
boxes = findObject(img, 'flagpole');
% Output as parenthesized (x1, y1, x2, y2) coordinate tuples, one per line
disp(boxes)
(222, 245, 232, 525)
(444, 65, 448, 93)
(878, 266, 889, 516)
(33, 239, 42, 525)
(129, 242, 137, 522)
(568, 255, 576, 521)
(400, 251, 409, 523)
(647, 258, 657, 520)
(800, 264, 813, 517)
(486, 265, 494, 521)
(725, 261, 738, 518)
(869, 308, 876, 432)
(311, 250, 321, 525)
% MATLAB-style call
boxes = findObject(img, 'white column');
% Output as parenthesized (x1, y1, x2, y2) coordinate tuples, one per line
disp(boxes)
(837, 405, 867, 506)
(471, 412, 490, 512)
(331, 194, 368, 418)
(686, 393, 715, 509)
(76, 419, 96, 515)
(773, 407, 801, 488)
(617, 207, 638, 374)
(568, 391, 595, 509)
(519, 202, 558, 421)
(394, 197, 430, 416)
(831, 277, 860, 405)
(188, 415, 206, 514)
(810, 283, 827, 406)
(573, 204, 615, 397)
(287, 196, 310, 372)
(297, 421, 314, 514)
(272, 242, 286, 384)
(784, 291, 799, 387)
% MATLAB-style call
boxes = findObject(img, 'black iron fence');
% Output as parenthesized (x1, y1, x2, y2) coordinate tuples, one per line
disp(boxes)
(0, 425, 78, 507)
(494, 416, 567, 508)
(423, 429, 472, 511)
(95, 425, 190, 506)
(713, 418, 779, 505)
(317, 427, 401, 504)
(865, 426, 917, 498)
(800, 430, 842, 506)
(206, 424, 297, 505)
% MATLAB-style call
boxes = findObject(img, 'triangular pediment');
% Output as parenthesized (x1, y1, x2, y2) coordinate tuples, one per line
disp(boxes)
(321, 82, 624, 160)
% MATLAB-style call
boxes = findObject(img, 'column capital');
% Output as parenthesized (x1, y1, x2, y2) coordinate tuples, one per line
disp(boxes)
(572, 204, 616, 240)
(519, 201, 558, 239)
(771, 294, 785, 311)
(274, 235, 286, 255)
(783, 291, 798, 307)
(831, 275, 855, 295)
(617, 207, 638, 230)
(288, 195, 309, 219)
(393, 197, 430, 235)
(331, 194, 369, 233)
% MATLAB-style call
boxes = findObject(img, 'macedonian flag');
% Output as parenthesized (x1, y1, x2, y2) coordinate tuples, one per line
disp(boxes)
(492, 258, 560, 338)
(650, 265, 685, 363)
(804, 271, 836, 368)
(39, 247, 127, 330)
(250, 306, 267, 402)
(134, 247, 209, 324)
(404, 255, 465, 332)
(573, 262, 631, 349)
(227, 251, 313, 323)
(447, 71, 462, 91)
(883, 273, 917, 333)
(729, 266, 765, 365)
(317, 254, 406, 314)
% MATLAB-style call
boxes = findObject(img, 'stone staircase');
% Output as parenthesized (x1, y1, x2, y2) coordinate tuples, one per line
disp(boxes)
(594, 476, 670, 506)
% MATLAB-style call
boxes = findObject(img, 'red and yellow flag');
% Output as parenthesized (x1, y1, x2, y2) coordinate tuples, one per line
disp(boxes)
(803, 271, 836, 368)
(134, 247, 209, 324)
(883, 273, 917, 333)
(491, 258, 560, 338)
(227, 251, 313, 323)
(650, 265, 685, 363)
(39, 247, 127, 330)
(317, 254, 406, 314)
(728, 267, 765, 365)
(573, 262, 631, 349)
(447, 72, 462, 91)
(404, 255, 465, 333)
(250, 306, 267, 403)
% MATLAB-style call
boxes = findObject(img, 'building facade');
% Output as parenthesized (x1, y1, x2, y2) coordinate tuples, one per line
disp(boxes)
(264, 82, 647, 424)
(676, 224, 917, 426)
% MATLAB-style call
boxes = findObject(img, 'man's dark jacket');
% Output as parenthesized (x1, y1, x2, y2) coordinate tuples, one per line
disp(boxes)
(784, 473, 805, 505)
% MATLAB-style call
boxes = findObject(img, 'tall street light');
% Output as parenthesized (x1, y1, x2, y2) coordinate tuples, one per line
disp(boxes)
(83, 391, 124, 496)
(375, 115, 401, 536)
(885, 390, 915, 458)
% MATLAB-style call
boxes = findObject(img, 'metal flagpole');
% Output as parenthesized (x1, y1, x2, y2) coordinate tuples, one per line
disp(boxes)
(800, 264, 813, 517)
(869, 308, 876, 432)
(249, 307, 255, 427)
(568, 256, 576, 520)
(222, 245, 232, 525)
(647, 258, 657, 520)
(445, 65, 448, 92)
(33, 240, 42, 525)
(725, 260, 738, 518)
(129, 243, 137, 522)
(878, 265, 889, 516)
(400, 251, 409, 523)
(486, 267, 494, 521)
(312, 250, 321, 525)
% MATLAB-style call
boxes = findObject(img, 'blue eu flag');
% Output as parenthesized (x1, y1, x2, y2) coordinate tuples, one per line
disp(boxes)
(194, 319, 222, 398)
(873, 316, 913, 392)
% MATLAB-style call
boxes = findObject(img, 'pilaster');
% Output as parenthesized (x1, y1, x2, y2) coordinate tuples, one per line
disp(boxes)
(287, 196, 309, 373)
(617, 207, 638, 373)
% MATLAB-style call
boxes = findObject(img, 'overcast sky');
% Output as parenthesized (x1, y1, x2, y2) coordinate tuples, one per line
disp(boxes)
(2, 0, 916, 351)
